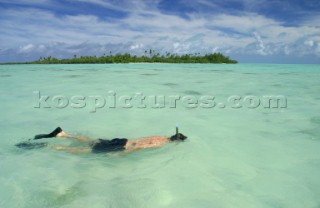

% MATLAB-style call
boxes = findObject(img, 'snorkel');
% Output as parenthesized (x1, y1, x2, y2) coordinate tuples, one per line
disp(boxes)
(176, 123, 179, 134)
(170, 123, 187, 141)
(176, 123, 180, 140)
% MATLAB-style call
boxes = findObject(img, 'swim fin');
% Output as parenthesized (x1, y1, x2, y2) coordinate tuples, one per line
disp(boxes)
(34, 127, 62, 140)
(15, 141, 48, 149)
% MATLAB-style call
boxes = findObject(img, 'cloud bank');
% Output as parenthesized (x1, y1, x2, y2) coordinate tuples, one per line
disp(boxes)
(0, 0, 319, 63)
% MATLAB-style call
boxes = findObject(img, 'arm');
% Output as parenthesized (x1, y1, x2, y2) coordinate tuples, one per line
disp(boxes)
(107, 146, 142, 156)
(123, 146, 143, 154)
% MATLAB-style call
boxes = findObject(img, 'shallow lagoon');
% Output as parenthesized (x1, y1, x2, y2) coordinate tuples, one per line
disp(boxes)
(0, 64, 320, 207)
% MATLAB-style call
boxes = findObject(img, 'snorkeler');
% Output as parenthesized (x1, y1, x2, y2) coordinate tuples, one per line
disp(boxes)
(16, 126, 187, 154)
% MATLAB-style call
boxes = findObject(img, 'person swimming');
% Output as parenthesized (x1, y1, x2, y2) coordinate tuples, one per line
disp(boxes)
(16, 126, 187, 154)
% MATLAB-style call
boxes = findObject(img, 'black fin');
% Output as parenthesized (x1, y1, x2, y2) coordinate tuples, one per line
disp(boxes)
(15, 141, 48, 149)
(34, 127, 62, 140)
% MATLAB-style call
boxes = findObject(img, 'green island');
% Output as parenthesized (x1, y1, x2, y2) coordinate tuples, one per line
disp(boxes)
(2, 51, 238, 64)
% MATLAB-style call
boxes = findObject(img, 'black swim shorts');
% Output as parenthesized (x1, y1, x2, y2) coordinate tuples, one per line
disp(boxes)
(91, 138, 128, 153)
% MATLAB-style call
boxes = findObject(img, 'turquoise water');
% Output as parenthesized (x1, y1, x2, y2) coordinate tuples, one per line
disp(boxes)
(0, 64, 320, 208)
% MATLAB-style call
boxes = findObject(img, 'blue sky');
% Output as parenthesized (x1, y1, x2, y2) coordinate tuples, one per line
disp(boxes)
(0, 0, 319, 63)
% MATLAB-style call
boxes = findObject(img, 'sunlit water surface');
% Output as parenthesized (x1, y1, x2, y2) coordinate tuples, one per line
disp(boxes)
(0, 64, 319, 208)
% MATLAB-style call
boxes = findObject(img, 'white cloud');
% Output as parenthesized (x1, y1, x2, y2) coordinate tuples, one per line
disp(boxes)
(253, 32, 269, 55)
(284, 46, 291, 55)
(207, 13, 280, 33)
(18, 44, 34, 53)
(130, 43, 143, 50)
(212, 47, 219, 53)
(71, 0, 161, 13)
(304, 40, 314, 47)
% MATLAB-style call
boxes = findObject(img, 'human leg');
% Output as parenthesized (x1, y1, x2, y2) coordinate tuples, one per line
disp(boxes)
(34, 127, 95, 142)
(52, 145, 92, 154)
(56, 131, 95, 142)
(34, 127, 63, 140)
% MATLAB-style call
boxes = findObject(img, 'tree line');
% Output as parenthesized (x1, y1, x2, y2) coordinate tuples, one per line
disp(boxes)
(4, 51, 238, 64)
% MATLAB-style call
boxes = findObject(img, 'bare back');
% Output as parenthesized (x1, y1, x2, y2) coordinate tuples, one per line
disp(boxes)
(125, 136, 169, 152)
